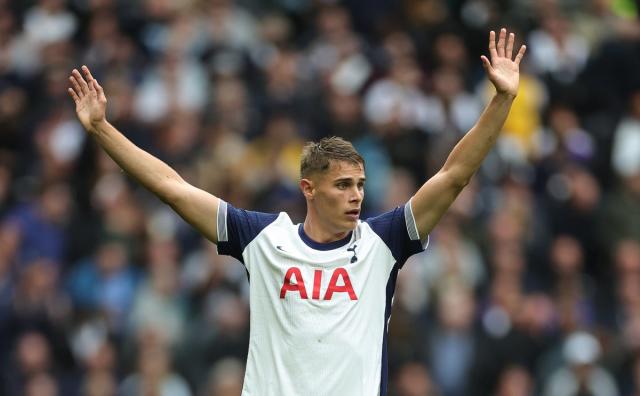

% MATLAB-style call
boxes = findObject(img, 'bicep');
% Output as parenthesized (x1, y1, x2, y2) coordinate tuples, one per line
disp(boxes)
(411, 170, 466, 238)
(168, 181, 220, 243)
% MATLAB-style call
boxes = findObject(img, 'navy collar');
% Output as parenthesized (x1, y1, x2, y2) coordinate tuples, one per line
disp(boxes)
(298, 224, 352, 251)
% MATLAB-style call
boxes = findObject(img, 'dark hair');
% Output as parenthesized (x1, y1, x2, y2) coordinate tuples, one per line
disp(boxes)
(300, 136, 364, 178)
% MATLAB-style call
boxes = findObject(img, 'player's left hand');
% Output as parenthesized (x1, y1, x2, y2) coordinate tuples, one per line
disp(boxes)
(481, 28, 526, 98)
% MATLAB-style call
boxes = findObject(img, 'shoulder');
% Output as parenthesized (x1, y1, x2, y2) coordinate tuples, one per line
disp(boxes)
(218, 201, 281, 240)
(364, 202, 417, 239)
(361, 201, 427, 266)
(216, 201, 294, 262)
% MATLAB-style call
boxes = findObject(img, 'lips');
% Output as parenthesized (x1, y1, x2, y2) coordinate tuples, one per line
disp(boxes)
(345, 209, 360, 219)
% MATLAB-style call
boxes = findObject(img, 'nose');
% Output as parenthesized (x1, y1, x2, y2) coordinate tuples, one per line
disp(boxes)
(350, 186, 363, 203)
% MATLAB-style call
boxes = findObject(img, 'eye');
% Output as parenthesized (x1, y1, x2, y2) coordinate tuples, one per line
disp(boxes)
(357, 182, 365, 190)
(336, 183, 348, 190)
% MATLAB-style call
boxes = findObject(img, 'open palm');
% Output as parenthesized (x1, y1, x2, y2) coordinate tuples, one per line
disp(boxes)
(68, 66, 107, 131)
(481, 28, 526, 97)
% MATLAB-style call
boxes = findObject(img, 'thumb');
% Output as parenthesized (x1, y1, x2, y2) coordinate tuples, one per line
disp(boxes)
(480, 55, 493, 74)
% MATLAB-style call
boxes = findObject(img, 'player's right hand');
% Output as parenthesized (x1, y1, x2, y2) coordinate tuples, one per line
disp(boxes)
(68, 65, 107, 132)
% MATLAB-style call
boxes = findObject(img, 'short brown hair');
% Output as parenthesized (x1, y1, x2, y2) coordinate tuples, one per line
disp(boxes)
(300, 136, 364, 178)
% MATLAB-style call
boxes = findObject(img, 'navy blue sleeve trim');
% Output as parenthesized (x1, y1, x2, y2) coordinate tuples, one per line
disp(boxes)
(216, 201, 279, 264)
(365, 201, 426, 268)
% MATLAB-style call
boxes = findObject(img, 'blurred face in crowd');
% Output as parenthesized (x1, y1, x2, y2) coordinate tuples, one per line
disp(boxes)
(25, 373, 58, 396)
(150, 259, 179, 296)
(567, 166, 600, 211)
(432, 67, 464, 101)
(549, 106, 579, 136)
(433, 33, 467, 68)
(551, 235, 583, 275)
(329, 91, 361, 125)
(317, 5, 350, 41)
(629, 91, 640, 118)
(20, 260, 58, 303)
(139, 345, 170, 381)
(97, 242, 127, 276)
(495, 366, 533, 396)
(390, 57, 421, 87)
(383, 31, 416, 61)
(437, 287, 475, 331)
(40, 183, 71, 224)
(205, 358, 245, 396)
(633, 356, 640, 391)
(39, 0, 65, 12)
(17, 332, 51, 374)
(85, 341, 116, 372)
(83, 371, 116, 396)
(615, 239, 640, 274)
(394, 362, 436, 396)
(0, 223, 20, 269)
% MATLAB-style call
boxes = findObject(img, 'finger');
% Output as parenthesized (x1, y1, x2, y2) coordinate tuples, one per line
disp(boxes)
(69, 75, 83, 97)
(488, 30, 498, 59)
(506, 32, 515, 59)
(67, 88, 80, 103)
(480, 55, 493, 74)
(497, 28, 506, 57)
(93, 79, 105, 99)
(82, 65, 96, 91)
(72, 69, 90, 94)
(514, 45, 527, 65)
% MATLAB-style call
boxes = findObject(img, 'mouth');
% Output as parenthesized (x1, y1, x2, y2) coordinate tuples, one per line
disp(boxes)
(345, 209, 360, 220)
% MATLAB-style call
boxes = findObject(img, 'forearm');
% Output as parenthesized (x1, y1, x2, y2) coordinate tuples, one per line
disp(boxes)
(441, 93, 514, 184)
(89, 120, 184, 202)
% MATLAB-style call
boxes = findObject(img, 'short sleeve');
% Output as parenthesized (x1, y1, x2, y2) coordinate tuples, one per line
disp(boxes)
(365, 200, 428, 268)
(216, 201, 279, 264)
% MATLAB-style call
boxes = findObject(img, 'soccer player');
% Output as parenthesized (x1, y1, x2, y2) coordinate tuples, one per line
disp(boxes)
(68, 29, 525, 395)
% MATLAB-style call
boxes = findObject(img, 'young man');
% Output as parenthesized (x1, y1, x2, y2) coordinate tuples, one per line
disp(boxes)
(68, 29, 525, 395)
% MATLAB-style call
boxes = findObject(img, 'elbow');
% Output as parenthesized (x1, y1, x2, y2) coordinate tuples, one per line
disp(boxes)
(452, 177, 471, 191)
(441, 168, 472, 190)
(157, 192, 175, 205)
(156, 178, 187, 205)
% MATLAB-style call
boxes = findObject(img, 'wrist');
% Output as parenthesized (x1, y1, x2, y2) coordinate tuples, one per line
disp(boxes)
(88, 119, 109, 135)
(494, 91, 517, 102)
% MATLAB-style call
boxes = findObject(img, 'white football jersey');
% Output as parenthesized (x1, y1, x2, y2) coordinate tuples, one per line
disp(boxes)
(216, 200, 427, 396)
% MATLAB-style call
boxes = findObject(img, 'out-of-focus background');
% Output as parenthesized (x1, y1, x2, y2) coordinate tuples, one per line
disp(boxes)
(1, 0, 640, 395)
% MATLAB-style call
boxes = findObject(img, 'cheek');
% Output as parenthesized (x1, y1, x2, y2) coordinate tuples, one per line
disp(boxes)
(319, 191, 343, 209)
(322, 195, 338, 209)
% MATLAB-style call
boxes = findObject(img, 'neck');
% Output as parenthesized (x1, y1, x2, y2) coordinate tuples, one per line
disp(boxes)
(303, 216, 350, 243)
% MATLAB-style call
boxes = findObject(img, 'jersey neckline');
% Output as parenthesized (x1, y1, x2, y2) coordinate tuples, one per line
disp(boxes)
(297, 223, 353, 251)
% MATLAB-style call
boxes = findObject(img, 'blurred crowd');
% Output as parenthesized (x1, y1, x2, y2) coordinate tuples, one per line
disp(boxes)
(2, 0, 640, 395)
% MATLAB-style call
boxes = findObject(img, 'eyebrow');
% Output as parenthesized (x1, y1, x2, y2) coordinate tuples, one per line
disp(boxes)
(334, 177, 366, 183)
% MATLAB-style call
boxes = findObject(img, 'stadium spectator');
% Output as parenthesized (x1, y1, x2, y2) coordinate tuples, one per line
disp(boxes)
(543, 331, 619, 396)
(66, 238, 139, 332)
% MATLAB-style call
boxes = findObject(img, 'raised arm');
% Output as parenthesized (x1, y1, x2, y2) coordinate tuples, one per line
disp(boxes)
(411, 28, 526, 238)
(68, 66, 220, 243)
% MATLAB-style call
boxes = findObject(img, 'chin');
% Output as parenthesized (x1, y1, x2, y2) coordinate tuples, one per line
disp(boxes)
(345, 219, 359, 228)
(334, 223, 354, 235)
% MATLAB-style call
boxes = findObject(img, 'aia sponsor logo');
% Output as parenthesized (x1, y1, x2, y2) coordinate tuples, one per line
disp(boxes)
(279, 267, 358, 300)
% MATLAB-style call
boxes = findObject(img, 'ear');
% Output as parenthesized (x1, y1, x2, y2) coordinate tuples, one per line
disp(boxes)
(300, 178, 314, 200)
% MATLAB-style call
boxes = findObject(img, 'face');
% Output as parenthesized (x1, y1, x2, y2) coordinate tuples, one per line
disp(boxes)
(302, 160, 365, 236)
